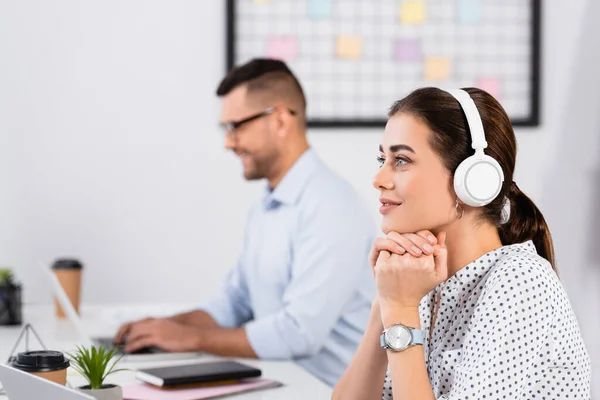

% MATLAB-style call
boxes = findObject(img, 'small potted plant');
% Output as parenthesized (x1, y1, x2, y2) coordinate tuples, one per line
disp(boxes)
(67, 345, 126, 400)
(0, 268, 22, 326)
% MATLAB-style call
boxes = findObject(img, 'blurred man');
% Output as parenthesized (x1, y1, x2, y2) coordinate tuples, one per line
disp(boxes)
(115, 59, 376, 386)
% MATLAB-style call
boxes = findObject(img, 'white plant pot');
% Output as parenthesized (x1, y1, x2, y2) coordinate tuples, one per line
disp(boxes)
(78, 384, 123, 400)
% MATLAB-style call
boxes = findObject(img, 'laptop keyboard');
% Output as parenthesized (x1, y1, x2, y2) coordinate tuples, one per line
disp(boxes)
(93, 337, 157, 355)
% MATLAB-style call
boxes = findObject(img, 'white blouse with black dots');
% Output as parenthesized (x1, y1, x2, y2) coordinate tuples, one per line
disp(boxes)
(381, 241, 591, 399)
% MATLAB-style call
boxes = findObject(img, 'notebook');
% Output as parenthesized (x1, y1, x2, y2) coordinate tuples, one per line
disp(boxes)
(122, 379, 283, 400)
(135, 361, 262, 387)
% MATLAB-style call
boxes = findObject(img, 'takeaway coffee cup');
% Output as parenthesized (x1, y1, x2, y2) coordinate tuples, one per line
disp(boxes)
(51, 259, 83, 318)
(10, 350, 70, 385)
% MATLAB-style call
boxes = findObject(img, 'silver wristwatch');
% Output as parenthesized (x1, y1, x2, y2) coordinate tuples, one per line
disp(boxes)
(380, 323, 424, 351)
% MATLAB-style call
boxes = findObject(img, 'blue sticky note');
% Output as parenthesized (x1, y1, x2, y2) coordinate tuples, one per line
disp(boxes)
(458, 0, 482, 24)
(308, 0, 331, 19)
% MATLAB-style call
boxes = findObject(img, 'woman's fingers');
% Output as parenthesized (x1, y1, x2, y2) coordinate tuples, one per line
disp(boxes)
(386, 231, 437, 256)
(369, 237, 406, 268)
(370, 230, 439, 271)
(415, 230, 438, 245)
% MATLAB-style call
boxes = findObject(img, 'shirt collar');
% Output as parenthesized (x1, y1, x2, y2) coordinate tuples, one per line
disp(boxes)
(445, 240, 537, 291)
(262, 148, 319, 209)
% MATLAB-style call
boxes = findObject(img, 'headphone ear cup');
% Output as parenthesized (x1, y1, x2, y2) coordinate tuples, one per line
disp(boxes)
(454, 154, 504, 207)
(453, 158, 472, 205)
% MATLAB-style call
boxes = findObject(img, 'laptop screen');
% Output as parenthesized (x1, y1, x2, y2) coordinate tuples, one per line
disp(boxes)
(0, 364, 94, 400)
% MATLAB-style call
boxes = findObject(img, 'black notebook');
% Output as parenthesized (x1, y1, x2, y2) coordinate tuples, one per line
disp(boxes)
(134, 361, 262, 387)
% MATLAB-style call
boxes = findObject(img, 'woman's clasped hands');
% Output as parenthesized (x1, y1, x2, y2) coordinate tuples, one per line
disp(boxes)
(369, 230, 449, 314)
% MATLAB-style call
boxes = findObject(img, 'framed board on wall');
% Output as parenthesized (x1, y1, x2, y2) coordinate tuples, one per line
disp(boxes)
(226, 0, 541, 128)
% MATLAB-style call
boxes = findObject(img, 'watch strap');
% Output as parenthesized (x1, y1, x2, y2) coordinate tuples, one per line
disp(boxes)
(411, 328, 424, 346)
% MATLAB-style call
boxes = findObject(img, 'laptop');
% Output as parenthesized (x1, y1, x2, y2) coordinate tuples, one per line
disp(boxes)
(42, 263, 199, 359)
(0, 363, 94, 400)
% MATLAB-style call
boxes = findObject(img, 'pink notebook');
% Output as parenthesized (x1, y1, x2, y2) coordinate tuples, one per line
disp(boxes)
(122, 379, 283, 400)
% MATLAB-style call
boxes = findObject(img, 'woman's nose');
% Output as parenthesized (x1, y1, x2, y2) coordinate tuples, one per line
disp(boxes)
(373, 166, 394, 191)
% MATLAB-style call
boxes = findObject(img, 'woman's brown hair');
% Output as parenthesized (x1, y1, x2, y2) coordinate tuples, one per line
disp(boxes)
(388, 87, 556, 271)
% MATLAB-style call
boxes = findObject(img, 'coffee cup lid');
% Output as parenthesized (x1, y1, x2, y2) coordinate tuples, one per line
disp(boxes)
(52, 259, 83, 270)
(11, 350, 70, 372)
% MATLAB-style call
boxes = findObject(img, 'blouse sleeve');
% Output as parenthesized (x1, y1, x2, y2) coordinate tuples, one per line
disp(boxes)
(381, 370, 393, 399)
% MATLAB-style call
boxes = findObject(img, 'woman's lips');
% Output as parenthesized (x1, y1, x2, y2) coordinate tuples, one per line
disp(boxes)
(379, 198, 401, 215)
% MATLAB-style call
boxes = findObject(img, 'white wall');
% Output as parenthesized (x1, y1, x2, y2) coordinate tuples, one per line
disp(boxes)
(538, 0, 600, 387)
(1, 0, 598, 389)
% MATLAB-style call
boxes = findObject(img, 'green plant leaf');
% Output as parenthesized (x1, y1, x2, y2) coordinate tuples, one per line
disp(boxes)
(0, 268, 14, 286)
(67, 345, 127, 390)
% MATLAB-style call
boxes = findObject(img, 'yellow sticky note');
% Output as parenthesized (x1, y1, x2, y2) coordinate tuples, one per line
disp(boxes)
(400, 1, 426, 24)
(336, 35, 362, 59)
(425, 57, 452, 80)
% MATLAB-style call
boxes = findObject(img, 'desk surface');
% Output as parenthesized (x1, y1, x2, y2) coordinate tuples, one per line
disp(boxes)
(0, 305, 333, 399)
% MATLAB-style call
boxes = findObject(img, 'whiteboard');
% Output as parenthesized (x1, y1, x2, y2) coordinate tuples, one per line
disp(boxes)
(226, 0, 541, 127)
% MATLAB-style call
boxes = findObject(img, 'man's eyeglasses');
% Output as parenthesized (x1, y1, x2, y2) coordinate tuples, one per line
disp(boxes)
(220, 107, 297, 135)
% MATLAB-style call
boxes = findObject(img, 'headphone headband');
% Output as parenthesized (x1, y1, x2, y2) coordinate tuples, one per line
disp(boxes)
(443, 88, 504, 207)
(445, 89, 487, 150)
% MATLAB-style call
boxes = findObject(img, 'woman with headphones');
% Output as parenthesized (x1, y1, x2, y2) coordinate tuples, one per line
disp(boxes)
(332, 88, 591, 399)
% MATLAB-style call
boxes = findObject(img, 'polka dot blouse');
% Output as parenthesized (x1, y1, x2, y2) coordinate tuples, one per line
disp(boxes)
(382, 240, 591, 399)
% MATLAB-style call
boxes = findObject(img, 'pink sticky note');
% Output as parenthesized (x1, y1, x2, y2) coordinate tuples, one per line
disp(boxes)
(395, 38, 421, 62)
(122, 379, 281, 400)
(267, 37, 299, 61)
(477, 78, 502, 100)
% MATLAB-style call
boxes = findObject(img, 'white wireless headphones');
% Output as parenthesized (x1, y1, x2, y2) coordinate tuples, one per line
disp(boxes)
(445, 89, 504, 207)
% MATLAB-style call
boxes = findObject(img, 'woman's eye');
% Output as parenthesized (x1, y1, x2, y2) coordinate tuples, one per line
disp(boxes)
(394, 157, 408, 167)
(377, 156, 409, 168)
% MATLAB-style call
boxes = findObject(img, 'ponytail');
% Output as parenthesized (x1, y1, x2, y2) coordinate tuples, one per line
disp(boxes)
(498, 182, 557, 272)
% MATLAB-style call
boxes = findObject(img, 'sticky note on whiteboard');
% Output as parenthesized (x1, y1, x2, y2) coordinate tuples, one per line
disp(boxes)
(458, 0, 482, 24)
(477, 77, 502, 100)
(267, 37, 299, 61)
(395, 38, 421, 62)
(424, 57, 452, 80)
(336, 35, 362, 59)
(308, 0, 331, 19)
(400, 1, 426, 24)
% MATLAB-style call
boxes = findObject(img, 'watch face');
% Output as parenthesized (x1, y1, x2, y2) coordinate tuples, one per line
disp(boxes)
(385, 325, 412, 350)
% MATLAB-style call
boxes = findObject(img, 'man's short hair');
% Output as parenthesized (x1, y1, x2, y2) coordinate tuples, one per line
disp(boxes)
(216, 58, 307, 118)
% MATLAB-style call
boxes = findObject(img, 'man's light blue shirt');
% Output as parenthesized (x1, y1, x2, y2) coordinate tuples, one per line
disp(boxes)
(200, 149, 376, 387)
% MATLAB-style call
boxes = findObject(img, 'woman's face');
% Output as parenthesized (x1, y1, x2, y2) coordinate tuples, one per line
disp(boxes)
(373, 113, 457, 235)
